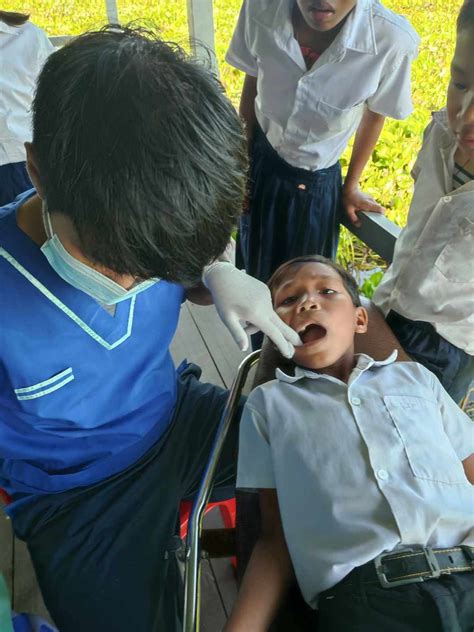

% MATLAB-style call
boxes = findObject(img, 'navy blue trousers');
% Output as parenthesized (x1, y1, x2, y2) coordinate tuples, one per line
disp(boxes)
(387, 311, 474, 404)
(0, 162, 32, 207)
(10, 364, 243, 632)
(236, 125, 342, 285)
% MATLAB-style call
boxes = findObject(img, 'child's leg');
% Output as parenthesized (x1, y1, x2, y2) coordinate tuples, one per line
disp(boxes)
(237, 125, 342, 284)
(10, 366, 243, 632)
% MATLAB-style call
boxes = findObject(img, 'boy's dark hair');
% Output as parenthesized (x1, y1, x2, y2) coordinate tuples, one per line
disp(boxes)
(268, 255, 361, 307)
(33, 25, 247, 285)
(458, 0, 474, 30)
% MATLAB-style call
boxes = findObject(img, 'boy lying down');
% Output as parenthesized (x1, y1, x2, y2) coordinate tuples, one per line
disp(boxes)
(226, 255, 474, 632)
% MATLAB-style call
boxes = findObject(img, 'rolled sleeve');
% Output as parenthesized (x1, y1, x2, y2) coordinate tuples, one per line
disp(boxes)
(225, 0, 258, 77)
(431, 372, 474, 461)
(237, 401, 275, 489)
(367, 52, 417, 120)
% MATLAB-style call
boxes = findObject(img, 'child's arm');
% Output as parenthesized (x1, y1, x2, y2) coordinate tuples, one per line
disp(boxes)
(462, 454, 474, 485)
(342, 107, 386, 226)
(239, 74, 258, 147)
(225, 489, 294, 632)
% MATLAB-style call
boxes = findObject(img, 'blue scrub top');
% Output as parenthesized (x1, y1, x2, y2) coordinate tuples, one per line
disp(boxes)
(0, 190, 185, 496)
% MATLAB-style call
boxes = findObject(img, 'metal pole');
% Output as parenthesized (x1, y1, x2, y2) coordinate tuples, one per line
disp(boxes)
(186, 0, 219, 76)
(105, 0, 119, 24)
(183, 350, 261, 632)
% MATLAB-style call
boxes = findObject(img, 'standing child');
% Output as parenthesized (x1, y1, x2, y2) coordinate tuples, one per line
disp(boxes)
(374, 0, 474, 405)
(226, 0, 419, 286)
(0, 11, 53, 205)
(226, 255, 474, 632)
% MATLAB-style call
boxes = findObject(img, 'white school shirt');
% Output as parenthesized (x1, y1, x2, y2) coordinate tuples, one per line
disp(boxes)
(374, 110, 474, 354)
(226, 0, 419, 170)
(0, 20, 54, 166)
(237, 353, 474, 607)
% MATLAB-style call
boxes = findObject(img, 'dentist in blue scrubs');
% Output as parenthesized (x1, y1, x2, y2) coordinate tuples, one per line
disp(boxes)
(0, 26, 300, 632)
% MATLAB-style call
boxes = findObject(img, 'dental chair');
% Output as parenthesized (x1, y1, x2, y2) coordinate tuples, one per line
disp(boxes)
(182, 299, 412, 632)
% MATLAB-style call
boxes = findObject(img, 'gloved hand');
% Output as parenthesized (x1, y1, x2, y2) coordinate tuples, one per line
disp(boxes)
(203, 262, 301, 358)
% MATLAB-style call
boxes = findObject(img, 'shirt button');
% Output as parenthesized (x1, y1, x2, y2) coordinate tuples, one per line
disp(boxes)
(351, 397, 361, 406)
(443, 196, 452, 203)
(377, 469, 389, 481)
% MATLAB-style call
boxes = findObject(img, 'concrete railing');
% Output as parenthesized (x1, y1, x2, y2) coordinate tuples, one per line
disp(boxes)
(343, 211, 401, 264)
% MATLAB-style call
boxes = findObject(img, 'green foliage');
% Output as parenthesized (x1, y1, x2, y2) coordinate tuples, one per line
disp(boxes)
(7, 0, 456, 279)
(359, 269, 384, 299)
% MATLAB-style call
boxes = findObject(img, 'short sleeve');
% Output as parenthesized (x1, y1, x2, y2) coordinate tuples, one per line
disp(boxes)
(410, 118, 435, 181)
(225, 0, 259, 77)
(430, 371, 474, 461)
(237, 399, 276, 489)
(32, 25, 54, 77)
(367, 50, 418, 120)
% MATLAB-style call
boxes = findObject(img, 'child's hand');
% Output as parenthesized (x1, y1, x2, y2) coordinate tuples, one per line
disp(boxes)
(342, 186, 385, 227)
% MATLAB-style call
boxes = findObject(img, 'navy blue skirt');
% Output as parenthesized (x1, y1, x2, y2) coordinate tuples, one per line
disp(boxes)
(236, 125, 342, 283)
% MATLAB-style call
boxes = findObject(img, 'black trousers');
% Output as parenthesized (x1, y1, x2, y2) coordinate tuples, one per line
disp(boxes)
(11, 364, 244, 632)
(387, 311, 474, 404)
(318, 569, 474, 631)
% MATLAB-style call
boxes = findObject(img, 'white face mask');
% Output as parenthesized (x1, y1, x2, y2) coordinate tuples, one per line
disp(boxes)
(40, 203, 158, 305)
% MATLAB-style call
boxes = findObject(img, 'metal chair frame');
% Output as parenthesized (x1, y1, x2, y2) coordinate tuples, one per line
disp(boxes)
(182, 349, 261, 632)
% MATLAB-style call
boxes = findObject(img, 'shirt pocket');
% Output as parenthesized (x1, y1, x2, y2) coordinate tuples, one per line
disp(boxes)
(14, 368, 75, 401)
(434, 216, 474, 283)
(312, 99, 364, 136)
(383, 395, 468, 485)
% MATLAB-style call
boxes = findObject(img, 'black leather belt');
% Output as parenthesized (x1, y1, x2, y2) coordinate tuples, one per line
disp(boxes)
(346, 546, 474, 589)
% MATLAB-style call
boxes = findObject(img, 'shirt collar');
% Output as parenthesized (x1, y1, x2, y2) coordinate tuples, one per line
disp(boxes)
(0, 21, 20, 36)
(431, 109, 463, 192)
(276, 350, 398, 384)
(254, 0, 377, 55)
(339, 0, 377, 55)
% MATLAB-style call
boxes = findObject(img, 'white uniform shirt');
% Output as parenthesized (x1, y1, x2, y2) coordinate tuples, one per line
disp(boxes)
(0, 20, 53, 166)
(226, 0, 419, 170)
(237, 353, 474, 607)
(374, 110, 474, 354)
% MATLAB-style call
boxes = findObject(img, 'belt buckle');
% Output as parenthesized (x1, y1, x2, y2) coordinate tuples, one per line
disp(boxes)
(375, 547, 441, 588)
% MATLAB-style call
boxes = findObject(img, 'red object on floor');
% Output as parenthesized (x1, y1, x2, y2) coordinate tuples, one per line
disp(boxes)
(0, 488, 12, 505)
(180, 497, 237, 568)
(179, 498, 236, 540)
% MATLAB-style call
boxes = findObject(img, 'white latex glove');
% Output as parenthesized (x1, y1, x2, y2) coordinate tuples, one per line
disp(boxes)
(202, 262, 301, 358)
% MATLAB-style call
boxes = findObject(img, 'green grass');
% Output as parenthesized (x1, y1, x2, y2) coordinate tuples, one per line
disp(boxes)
(6, 0, 458, 279)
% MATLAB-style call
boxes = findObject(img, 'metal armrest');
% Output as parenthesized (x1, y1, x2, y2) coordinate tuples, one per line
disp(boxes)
(183, 349, 261, 632)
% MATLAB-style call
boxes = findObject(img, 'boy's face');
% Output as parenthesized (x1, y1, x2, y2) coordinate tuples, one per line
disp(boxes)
(272, 262, 367, 374)
(447, 27, 474, 160)
(296, 0, 357, 32)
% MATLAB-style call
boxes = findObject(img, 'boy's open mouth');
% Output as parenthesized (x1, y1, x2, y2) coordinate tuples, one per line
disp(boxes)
(298, 323, 327, 345)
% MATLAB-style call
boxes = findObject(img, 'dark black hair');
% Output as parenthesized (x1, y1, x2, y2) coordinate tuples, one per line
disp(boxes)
(268, 255, 361, 307)
(32, 24, 247, 285)
(458, 0, 474, 30)
(0, 11, 29, 26)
